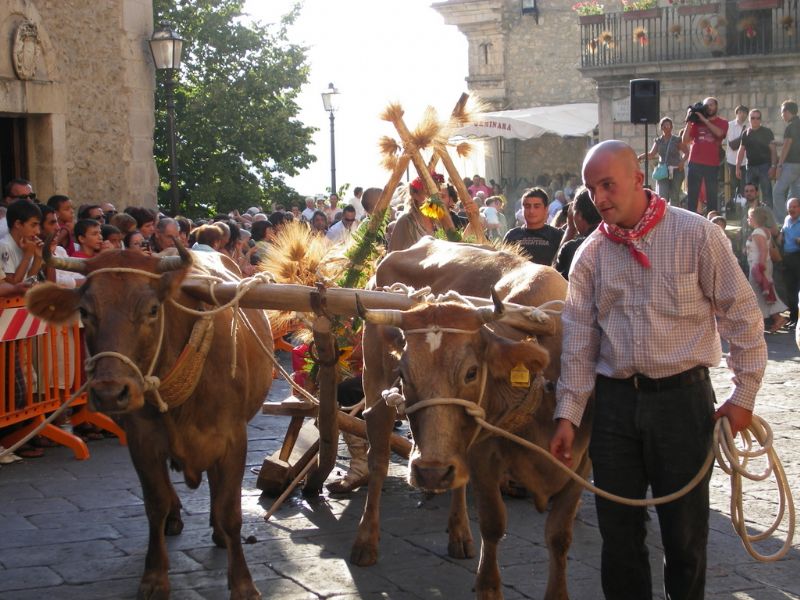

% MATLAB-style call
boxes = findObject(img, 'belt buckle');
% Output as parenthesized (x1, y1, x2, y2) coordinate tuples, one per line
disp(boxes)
(633, 374, 640, 390)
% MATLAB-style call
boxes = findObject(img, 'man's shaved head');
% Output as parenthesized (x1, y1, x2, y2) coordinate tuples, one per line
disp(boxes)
(583, 140, 640, 176)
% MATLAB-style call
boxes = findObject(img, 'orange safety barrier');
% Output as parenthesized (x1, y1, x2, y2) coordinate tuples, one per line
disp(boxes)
(0, 295, 126, 460)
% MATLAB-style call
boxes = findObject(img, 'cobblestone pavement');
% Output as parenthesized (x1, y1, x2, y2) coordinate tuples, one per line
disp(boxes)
(0, 334, 798, 600)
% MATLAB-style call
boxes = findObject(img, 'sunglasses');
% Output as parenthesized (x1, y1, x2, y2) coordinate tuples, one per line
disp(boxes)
(12, 193, 36, 201)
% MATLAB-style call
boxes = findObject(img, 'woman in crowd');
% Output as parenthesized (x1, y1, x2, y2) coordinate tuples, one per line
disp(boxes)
(124, 230, 149, 254)
(388, 179, 435, 251)
(124, 207, 157, 240)
(310, 210, 329, 235)
(638, 117, 688, 207)
(746, 206, 788, 332)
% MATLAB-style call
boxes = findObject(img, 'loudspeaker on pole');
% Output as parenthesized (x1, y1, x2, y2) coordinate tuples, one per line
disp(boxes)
(630, 79, 660, 124)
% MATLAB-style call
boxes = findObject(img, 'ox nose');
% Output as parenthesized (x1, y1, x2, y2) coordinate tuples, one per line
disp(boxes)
(89, 380, 131, 413)
(411, 462, 456, 492)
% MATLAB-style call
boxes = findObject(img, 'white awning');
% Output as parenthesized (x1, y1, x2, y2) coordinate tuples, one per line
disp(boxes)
(451, 103, 598, 140)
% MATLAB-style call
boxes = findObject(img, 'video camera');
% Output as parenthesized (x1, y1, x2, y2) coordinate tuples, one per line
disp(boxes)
(686, 101, 708, 124)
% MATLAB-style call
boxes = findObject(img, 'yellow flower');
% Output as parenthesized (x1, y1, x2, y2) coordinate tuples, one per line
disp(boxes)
(421, 199, 446, 220)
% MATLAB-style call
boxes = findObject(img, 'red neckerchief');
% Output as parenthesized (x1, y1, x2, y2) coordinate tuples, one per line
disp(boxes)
(598, 191, 667, 268)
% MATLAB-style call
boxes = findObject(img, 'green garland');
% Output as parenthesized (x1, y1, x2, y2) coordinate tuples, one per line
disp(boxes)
(337, 207, 391, 290)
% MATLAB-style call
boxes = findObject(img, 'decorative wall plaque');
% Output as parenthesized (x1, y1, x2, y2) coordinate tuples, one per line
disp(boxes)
(13, 20, 41, 80)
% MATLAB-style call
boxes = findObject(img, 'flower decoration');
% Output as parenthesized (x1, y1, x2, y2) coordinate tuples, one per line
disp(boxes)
(572, 1, 604, 15)
(633, 26, 649, 46)
(420, 193, 447, 220)
(622, 0, 657, 11)
(781, 15, 794, 35)
(738, 16, 758, 39)
(599, 30, 615, 46)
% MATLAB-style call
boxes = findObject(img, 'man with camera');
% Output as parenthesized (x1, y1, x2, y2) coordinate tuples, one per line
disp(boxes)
(682, 97, 728, 214)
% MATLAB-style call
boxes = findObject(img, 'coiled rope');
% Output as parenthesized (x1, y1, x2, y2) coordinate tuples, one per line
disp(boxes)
(401, 392, 795, 559)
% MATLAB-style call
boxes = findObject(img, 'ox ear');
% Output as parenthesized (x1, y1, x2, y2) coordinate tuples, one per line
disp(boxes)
(156, 270, 188, 302)
(380, 325, 405, 355)
(25, 282, 81, 325)
(482, 329, 549, 382)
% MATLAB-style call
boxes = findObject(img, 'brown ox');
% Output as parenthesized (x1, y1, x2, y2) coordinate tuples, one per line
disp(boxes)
(26, 248, 272, 600)
(350, 237, 591, 599)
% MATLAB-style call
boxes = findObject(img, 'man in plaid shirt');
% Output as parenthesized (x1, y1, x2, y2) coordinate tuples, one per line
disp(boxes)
(550, 140, 767, 600)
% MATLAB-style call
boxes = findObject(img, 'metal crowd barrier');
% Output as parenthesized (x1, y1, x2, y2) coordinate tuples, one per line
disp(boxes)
(0, 295, 126, 460)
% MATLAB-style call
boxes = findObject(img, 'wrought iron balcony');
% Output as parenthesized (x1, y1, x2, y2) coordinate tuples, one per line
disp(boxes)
(579, 0, 799, 68)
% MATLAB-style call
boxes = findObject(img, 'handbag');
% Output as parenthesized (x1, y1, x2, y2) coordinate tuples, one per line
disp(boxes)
(652, 162, 669, 181)
(769, 235, 783, 263)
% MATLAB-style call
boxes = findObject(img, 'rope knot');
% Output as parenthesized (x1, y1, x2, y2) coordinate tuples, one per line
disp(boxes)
(381, 387, 406, 416)
(143, 375, 161, 392)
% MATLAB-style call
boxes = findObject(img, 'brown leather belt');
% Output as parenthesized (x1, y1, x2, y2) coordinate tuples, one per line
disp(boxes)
(598, 366, 709, 393)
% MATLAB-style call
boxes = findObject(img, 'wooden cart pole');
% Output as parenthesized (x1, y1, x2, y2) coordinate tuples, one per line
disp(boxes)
(302, 311, 339, 495)
(426, 92, 470, 173)
(384, 109, 456, 233)
(369, 152, 411, 234)
(435, 145, 488, 244)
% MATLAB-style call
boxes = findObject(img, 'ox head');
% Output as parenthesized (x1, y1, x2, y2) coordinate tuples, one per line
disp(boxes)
(26, 243, 193, 414)
(358, 293, 549, 492)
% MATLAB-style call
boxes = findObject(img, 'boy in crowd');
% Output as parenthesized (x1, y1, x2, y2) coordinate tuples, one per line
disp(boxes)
(47, 194, 79, 256)
(73, 219, 105, 258)
(1, 200, 43, 288)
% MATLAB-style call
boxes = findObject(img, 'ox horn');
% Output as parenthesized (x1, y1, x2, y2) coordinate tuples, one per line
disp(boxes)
(355, 294, 404, 327)
(43, 234, 89, 274)
(477, 288, 505, 324)
(155, 237, 194, 273)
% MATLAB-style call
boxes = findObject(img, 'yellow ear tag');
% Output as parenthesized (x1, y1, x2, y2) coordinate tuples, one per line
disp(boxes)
(510, 363, 530, 388)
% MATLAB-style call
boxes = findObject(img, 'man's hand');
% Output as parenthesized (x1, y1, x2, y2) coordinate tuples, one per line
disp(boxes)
(21, 236, 43, 257)
(550, 418, 576, 468)
(714, 401, 753, 437)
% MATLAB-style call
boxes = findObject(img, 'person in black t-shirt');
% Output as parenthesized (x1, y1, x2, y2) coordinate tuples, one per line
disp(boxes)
(736, 108, 777, 210)
(502, 187, 563, 265)
(553, 187, 601, 280)
(773, 100, 800, 224)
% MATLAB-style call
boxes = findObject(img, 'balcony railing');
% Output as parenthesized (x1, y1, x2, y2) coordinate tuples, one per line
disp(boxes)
(579, 1, 799, 68)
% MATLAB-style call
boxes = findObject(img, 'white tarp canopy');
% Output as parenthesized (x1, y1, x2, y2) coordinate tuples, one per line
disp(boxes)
(451, 102, 599, 140)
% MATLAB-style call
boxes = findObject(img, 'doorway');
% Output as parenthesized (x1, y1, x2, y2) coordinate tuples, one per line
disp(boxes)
(0, 117, 29, 196)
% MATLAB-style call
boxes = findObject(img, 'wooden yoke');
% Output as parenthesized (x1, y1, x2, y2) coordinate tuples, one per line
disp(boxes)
(368, 153, 411, 234)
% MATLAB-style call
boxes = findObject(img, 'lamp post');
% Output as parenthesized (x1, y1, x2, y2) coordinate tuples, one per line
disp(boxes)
(321, 82, 340, 195)
(149, 21, 184, 216)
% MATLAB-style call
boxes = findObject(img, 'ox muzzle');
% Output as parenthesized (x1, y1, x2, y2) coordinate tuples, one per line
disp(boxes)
(88, 377, 138, 414)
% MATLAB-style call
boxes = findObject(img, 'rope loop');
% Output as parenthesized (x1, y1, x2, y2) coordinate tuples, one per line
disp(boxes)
(390, 381, 794, 563)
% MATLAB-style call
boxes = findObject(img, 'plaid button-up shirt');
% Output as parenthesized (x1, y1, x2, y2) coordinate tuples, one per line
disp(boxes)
(555, 205, 767, 427)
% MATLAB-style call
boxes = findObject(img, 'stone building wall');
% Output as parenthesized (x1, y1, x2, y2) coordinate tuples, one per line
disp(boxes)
(502, 0, 596, 109)
(0, 0, 156, 207)
(434, 0, 598, 197)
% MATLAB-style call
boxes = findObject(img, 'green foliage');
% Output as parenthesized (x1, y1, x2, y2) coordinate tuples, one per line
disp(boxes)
(337, 208, 390, 290)
(152, 0, 314, 217)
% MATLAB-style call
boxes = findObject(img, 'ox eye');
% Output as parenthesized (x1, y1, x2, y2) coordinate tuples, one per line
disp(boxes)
(148, 304, 159, 318)
(465, 366, 479, 383)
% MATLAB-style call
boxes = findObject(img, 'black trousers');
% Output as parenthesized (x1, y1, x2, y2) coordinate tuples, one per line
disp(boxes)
(590, 372, 715, 600)
(781, 251, 800, 323)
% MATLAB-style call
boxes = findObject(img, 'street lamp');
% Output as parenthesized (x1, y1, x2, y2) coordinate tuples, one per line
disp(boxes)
(149, 21, 184, 216)
(321, 82, 340, 195)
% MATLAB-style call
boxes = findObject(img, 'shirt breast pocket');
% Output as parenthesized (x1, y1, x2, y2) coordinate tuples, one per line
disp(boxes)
(655, 272, 704, 318)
